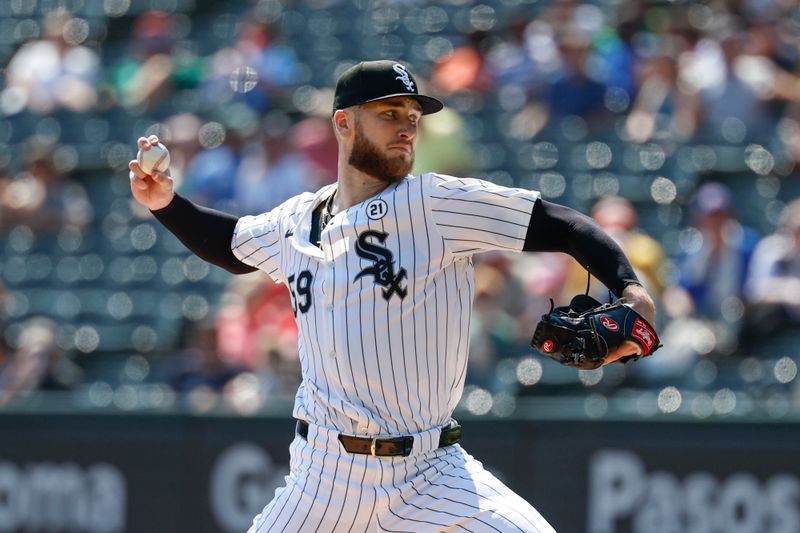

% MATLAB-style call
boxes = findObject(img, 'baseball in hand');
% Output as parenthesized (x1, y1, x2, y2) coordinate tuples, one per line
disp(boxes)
(137, 142, 171, 175)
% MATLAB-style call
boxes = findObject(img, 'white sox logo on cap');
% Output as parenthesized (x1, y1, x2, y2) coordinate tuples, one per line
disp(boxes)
(332, 60, 443, 115)
(393, 64, 415, 92)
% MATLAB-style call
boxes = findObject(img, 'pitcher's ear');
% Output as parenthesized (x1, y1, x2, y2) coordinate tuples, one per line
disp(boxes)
(333, 110, 350, 134)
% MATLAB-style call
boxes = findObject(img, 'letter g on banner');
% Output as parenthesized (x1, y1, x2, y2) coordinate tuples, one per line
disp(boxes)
(210, 443, 286, 533)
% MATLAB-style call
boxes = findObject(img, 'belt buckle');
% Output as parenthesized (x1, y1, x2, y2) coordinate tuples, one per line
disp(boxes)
(370, 437, 379, 456)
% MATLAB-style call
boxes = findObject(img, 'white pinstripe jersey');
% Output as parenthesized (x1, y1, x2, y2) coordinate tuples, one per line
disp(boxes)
(232, 173, 539, 436)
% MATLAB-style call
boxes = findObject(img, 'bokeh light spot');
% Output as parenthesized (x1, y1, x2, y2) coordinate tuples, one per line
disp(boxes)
(639, 144, 666, 170)
(744, 144, 774, 175)
(75, 326, 100, 353)
(469, 5, 497, 31)
(131, 224, 157, 251)
(584, 394, 608, 418)
(198, 122, 226, 149)
(229, 66, 259, 94)
(712, 388, 736, 415)
(538, 172, 566, 198)
(107, 292, 133, 320)
(578, 368, 603, 386)
(774, 357, 798, 384)
(651, 177, 677, 204)
(104, 0, 131, 17)
(516, 357, 543, 386)
(63, 18, 90, 46)
(465, 387, 493, 415)
(657, 386, 682, 413)
(586, 142, 612, 169)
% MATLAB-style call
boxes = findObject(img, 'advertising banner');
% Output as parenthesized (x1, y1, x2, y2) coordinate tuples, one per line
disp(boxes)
(1, 413, 798, 532)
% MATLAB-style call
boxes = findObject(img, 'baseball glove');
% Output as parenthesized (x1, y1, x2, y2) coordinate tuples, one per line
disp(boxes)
(531, 294, 660, 369)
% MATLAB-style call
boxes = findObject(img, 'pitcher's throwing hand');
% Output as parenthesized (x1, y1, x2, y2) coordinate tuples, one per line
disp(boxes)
(128, 135, 174, 211)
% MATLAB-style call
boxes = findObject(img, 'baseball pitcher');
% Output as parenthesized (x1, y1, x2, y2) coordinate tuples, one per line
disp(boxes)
(129, 60, 658, 532)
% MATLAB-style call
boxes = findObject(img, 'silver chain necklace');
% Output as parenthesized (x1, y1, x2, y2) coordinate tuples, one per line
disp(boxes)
(320, 190, 336, 232)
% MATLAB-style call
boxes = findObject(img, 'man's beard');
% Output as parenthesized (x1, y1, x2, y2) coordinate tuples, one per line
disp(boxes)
(348, 122, 413, 183)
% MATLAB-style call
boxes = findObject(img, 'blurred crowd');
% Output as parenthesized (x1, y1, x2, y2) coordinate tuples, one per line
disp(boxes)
(2, 0, 800, 415)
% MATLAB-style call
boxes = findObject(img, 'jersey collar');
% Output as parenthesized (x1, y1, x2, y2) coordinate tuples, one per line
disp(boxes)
(289, 177, 411, 259)
(289, 183, 337, 259)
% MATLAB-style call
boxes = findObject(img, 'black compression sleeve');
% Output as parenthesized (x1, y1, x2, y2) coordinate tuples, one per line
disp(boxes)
(151, 194, 256, 275)
(523, 198, 640, 297)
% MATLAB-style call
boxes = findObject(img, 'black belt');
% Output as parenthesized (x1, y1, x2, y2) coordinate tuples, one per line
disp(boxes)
(296, 420, 462, 457)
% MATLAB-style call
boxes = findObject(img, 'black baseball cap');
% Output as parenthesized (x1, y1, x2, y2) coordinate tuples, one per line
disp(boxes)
(333, 60, 443, 115)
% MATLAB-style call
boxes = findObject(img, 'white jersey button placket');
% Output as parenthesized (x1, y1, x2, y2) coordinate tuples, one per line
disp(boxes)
(322, 250, 336, 359)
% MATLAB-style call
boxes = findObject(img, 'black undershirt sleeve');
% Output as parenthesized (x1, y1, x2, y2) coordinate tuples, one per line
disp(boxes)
(151, 194, 257, 275)
(523, 198, 640, 297)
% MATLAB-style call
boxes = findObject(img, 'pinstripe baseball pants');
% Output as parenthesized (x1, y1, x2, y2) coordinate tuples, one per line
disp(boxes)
(247, 422, 556, 533)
